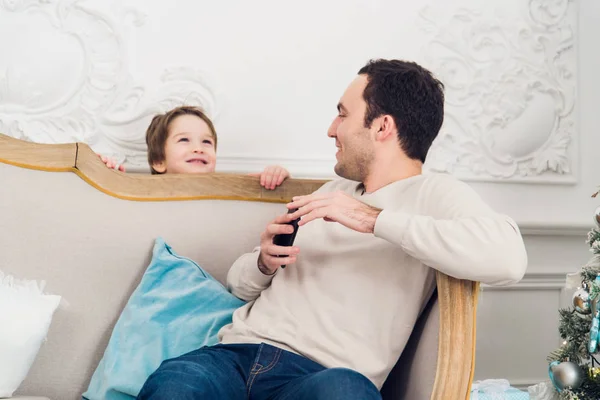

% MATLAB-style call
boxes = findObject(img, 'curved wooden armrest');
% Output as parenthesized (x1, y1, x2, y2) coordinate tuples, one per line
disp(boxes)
(432, 272, 479, 400)
(0, 133, 326, 202)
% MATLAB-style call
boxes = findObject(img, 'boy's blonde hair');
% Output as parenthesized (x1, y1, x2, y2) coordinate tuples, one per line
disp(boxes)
(146, 106, 218, 174)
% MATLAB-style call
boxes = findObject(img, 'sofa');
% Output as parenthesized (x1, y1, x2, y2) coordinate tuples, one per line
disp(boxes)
(0, 133, 479, 400)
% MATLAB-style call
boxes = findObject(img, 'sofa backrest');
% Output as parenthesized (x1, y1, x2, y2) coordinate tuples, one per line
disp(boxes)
(0, 134, 477, 400)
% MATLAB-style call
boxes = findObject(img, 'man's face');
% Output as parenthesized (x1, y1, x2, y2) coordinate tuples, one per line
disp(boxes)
(328, 75, 375, 182)
(152, 114, 217, 174)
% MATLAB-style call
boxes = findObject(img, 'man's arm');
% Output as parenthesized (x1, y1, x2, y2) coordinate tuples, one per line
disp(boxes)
(226, 248, 275, 301)
(289, 176, 527, 286)
(373, 178, 527, 285)
(374, 212, 526, 285)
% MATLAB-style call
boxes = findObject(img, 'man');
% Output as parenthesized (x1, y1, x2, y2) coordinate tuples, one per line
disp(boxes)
(138, 59, 528, 400)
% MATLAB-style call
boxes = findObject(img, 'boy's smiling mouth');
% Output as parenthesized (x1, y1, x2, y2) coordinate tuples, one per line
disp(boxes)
(186, 158, 209, 165)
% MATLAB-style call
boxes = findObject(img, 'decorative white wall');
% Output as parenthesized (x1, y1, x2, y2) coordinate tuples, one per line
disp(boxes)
(1, 0, 597, 390)
(422, 1, 576, 184)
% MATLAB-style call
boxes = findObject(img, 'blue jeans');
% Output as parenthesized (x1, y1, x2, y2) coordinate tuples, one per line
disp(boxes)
(137, 343, 381, 400)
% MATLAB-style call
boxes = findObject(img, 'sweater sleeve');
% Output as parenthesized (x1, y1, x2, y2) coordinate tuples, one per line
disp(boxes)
(373, 177, 528, 285)
(226, 180, 338, 300)
(226, 247, 277, 301)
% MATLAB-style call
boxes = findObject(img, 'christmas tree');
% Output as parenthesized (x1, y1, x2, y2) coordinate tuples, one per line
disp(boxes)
(545, 190, 600, 399)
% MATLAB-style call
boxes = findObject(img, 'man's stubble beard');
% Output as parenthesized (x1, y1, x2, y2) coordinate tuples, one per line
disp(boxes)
(334, 145, 374, 183)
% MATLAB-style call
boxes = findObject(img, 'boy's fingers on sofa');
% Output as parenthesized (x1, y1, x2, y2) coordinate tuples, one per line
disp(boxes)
(265, 171, 276, 189)
(269, 169, 281, 189)
(261, 166, 276, 187)
(99, 154, 110, 165)
(102, 156, 116, 169)
(276, 170, 286, 186)
(96, 155, 125, 172)
(274, 167, 287, 188)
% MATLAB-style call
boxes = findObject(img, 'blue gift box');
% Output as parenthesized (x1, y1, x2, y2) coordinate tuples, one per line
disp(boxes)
(470, 380, 530, 400)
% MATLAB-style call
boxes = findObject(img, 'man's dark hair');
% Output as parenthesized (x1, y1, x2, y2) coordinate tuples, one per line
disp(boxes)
(358, 59, 445, 163)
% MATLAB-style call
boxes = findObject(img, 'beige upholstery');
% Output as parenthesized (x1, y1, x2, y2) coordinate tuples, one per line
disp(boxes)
(7, 397, 51, 400)
(0, 134, 477, 400)
(381, 293, 439, 399)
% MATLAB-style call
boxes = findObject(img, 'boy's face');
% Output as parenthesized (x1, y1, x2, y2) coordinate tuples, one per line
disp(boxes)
(152, 114, 217, 174)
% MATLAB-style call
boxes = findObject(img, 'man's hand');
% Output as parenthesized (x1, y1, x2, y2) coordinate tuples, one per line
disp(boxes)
(249, 165, 290, 190)
(288, 191, 382, 234)
(257, 212, 300, 274)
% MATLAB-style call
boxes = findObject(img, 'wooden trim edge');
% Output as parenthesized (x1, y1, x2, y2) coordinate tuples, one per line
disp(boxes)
(467, 282, 480, 398)
(0, 133, 76, 171)
(431, 273, 478, 400)
(0, 133, 328, 202)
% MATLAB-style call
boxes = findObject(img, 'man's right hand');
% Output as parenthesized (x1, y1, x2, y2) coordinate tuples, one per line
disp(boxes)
(257, 213, 300, 275)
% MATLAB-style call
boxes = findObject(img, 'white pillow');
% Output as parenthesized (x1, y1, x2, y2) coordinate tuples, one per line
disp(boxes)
(0, 270, 61, 397)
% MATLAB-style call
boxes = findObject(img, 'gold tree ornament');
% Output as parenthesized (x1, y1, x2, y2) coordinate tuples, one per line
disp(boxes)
(589, 367, 600, 380)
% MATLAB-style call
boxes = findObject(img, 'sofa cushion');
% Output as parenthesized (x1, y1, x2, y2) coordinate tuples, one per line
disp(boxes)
(0, 271, 61, 398)
(82, 237, 245, 400)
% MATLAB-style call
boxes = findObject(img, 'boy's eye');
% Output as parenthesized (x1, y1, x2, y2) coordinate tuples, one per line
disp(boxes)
(178, 137, 189, 142)
(203, 140, 213, 145)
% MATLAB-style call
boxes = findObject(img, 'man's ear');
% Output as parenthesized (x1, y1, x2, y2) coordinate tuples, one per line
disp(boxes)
(375, 115, 397, 142)
(152, 160, 167, 173)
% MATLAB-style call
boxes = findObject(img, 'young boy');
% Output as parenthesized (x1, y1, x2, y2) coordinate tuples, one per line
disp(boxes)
(101, 106, 290, 190)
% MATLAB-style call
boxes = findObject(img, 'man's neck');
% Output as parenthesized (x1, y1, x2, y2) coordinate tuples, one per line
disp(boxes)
(362, 158, 423, 194)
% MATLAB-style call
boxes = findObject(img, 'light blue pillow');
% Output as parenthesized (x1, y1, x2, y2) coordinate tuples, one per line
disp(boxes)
(83, 237, 246, 400)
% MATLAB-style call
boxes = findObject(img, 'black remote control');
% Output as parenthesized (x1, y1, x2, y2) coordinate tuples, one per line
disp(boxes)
(272, 208, 300, 268)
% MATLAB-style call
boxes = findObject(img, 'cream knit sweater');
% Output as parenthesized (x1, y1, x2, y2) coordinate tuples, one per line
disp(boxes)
(219, 173, 527, 389)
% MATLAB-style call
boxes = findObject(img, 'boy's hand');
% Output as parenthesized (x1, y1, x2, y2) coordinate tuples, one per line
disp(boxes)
(98, 154, 126, 172)
(250, 165, 290, 190)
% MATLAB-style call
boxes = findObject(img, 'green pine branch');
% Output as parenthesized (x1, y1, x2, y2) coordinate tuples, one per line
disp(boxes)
(547, 309, 592, 365)
(581, 262, 600, 285)
(546, 195, 600, 399)
(586, 228, 600, 256)
(561, 378, 600, 400)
